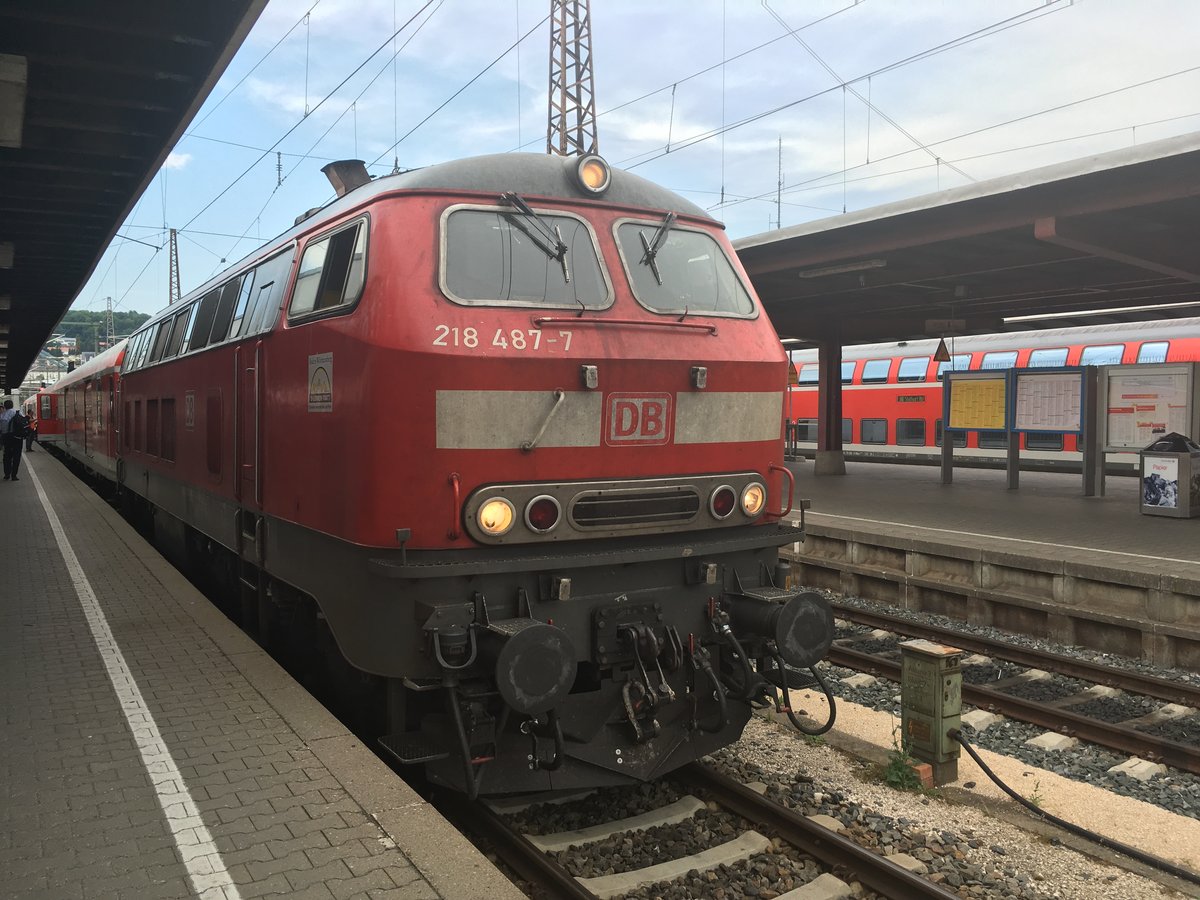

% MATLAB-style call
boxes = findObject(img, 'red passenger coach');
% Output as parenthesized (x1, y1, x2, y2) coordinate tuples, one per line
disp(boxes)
(58, 153, 834, 796)
(52, 343, 125, 478)
(31, 388, 63, 446)
(787, 319, 1200, 467)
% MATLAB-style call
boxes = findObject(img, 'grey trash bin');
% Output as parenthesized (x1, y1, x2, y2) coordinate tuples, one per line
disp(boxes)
(1139, 432, 1200, 518)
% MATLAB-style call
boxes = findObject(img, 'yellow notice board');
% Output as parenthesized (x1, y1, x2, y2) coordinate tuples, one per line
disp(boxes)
(948, 376, 1007, 430)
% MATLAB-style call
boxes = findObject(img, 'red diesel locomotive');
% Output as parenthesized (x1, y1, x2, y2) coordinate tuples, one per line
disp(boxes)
(49, 153, 833, 796)
(787, 319, 1200, 467)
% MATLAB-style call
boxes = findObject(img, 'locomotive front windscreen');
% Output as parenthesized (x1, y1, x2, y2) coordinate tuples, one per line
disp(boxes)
(442, 207, 609, 308)
(616, 222, 755, 317)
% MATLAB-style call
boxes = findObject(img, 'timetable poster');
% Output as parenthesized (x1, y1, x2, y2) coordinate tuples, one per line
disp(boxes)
(1014, 372, 1082, 432)
(1107, 372, 1189, 449)
(948, 376, 1007, 430)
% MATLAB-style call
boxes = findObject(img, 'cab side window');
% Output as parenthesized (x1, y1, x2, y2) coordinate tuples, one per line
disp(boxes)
(289, 220, 367, 318)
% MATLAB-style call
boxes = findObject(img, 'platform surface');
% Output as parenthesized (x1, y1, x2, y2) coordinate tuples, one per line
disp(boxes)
(787, 460, 1200, 571)
(0, 451, 523, 900)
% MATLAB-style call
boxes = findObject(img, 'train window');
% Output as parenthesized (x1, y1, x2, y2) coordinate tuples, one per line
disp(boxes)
(842, 418, 852, 442)
(1137, 341, 1169, 364)
(148, 319, 172, 364)
(40, 395, 50, 418)
(179, 303, 201, 354)
(861, 359, 890, 383)
(1028, 348, 1068, 367)
(291, 220, 369, 317)
(897, 419, 926, 446)
(444, 208, 608, 310)
(797, 364, 818, 384)
(936, 353, 971, 380)
(228, 271, 257, 339)
(934, 420, 968, 448)
(861, 418, 888, 444)
(245, 249, 292, 335)
(978, 431, 1008, 449)
(794, 419, 818, 441)
(125, 332, 143, 371)
(1025, 432, 1064, 451)
(1080, 344, 1124, 366)
(132, 330, 152, 370)
(897, 356, 930, 382)
(981, 351, 1017, 370)
(841, 361, 855, 383)
(616, 221, 753, 317)
(166, 306, 192, 358)
(188, 289, 221, 352)
(207, 276, 243, 345)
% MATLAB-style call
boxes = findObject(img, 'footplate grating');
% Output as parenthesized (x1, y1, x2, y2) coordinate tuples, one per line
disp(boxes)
(378, 733, 450, 765)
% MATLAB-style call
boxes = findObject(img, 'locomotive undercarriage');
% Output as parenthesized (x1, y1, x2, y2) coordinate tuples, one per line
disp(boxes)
(121, 478, 834, 797)
(372, 529, 836, 796)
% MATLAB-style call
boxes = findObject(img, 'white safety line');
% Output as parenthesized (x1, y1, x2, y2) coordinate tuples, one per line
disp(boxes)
(807, 511, 1199, 567)
(28, 463, 243, 900)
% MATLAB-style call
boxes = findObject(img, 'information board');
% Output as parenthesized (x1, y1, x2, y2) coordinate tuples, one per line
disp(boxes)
(1014, 371, 1082, 432)
(1106, 371, 1189, 449)
(947, 374, 1007, 430)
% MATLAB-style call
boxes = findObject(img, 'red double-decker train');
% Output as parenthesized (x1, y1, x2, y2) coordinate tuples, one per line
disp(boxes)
(43, 153, 833, 796)
(786, 319, 1200, 467)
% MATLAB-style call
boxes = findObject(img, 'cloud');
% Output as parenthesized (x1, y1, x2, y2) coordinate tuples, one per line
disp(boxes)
(164, 152, 192, 169)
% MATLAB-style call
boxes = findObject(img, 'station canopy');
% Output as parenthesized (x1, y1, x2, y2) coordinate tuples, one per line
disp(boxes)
(0, 0, 266, 390)
(735, 133, 1200, 347)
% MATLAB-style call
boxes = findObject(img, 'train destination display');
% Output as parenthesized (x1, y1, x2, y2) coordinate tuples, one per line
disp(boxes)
(1014, 371, 1083, 432)
(947, 374, 1007, 430)
(1107, 371, 1189, 449)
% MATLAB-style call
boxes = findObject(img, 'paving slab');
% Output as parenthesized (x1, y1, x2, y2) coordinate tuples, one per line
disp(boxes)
(0, 453, 522, 900)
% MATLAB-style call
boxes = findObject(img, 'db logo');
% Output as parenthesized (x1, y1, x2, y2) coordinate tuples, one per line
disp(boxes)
(605, 393, 672, 446)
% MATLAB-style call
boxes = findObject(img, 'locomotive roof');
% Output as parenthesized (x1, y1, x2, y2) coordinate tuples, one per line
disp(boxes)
(172, 153, 715, 316)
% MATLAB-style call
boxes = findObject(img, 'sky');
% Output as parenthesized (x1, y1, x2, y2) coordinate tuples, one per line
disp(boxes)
(71, 0, 1200, 322)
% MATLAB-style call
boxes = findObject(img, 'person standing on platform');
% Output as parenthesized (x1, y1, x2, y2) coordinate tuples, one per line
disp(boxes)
(25, 415, 37, 451)
(2, 400, 27, 481)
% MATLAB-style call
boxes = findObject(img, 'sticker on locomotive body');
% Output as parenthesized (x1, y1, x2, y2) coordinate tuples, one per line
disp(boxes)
(432, 326, 572, 351)
(184, 391, 196, 430)
(605, 393, 672, 446)
(308, 353, 333, 413)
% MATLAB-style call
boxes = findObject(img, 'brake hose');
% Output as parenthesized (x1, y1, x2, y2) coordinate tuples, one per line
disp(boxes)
(776, 657, 837, 736)
(950, 729, 1200, 889)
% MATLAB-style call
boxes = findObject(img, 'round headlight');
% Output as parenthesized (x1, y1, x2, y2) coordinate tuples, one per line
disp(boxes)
(741, 482, 766, 517)
(525, 495, 561, 533)
(710, 485, 737, 520)
(576, 155, 611, 195)
(478, 498, 516, 536)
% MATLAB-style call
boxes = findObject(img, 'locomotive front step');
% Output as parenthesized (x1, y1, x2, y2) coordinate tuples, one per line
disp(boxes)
(378, 733, 451, 765)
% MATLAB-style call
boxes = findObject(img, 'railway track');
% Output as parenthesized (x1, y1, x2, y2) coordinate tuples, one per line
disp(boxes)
(828, 605, 1200, 775)
(437, 764, 960, 900)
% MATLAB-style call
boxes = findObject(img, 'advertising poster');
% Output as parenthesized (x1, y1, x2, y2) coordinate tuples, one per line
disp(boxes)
(1107, 372, 1188, 449)
(1142, 455, 1179, 509)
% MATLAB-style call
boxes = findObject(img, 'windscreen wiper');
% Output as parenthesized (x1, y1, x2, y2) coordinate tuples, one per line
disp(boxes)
(638, 210, 677, 285)
(500, 191, 570, 284)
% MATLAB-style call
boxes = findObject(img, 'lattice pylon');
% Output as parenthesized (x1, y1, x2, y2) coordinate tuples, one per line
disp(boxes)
(168, 228, 181, 305)
(546, 0, 598, 157)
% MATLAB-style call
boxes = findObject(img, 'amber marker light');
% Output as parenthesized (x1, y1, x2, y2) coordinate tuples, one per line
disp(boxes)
(478, 498, 516, 536)
(576, 155, 611, 195)
(741, 482, 766, 517)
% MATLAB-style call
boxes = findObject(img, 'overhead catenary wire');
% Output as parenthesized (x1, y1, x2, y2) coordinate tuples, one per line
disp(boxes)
(179, 0, 439, 233)
(617, 0, 1071, 171)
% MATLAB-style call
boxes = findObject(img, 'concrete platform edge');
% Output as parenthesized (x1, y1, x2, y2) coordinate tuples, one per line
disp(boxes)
(58, 467, 524, 900)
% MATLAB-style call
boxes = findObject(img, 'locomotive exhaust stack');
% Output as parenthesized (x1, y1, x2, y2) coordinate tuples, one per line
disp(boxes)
(321, 159, 371, 196)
